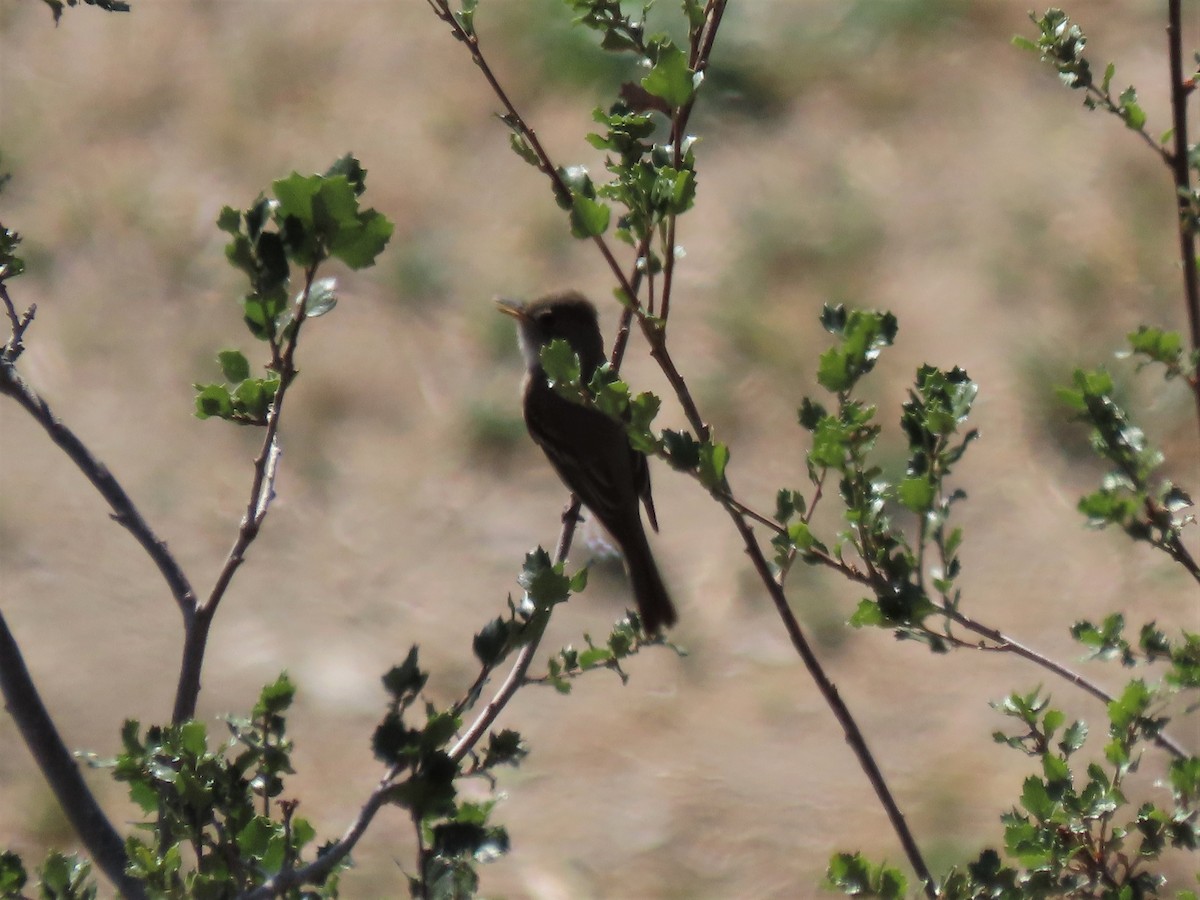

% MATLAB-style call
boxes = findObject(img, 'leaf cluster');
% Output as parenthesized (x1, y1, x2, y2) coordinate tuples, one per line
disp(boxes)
(535, 611, 684, 694)
(369, 647, 517, 899)
(0, 850, 97, 900)
(1058, 360, 1195, 565)
(773, 306, 978, 650)
(77, 675, 343, 899)
(1073, 614, 1200, 692)
(1015, 10, 1148, 133)
(506, 0, 702, 264)
(196, 155, 392, 424)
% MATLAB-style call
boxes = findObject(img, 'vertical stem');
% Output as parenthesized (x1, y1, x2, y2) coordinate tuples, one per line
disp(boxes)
(1166, 0, 1200, 435)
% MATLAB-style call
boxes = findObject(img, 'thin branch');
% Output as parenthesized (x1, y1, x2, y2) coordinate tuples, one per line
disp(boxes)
(0, 336, 198, 619)
(0, 610, 147, 900)
(237, 767, 395, 900)
(172, 266, 314, 724)
(1166, 0, 1200, 433)
(723, 509, 938, 897)
(426, 0, 641, 314)
(661, 0, 728, 323)
(1, 284, 36, 362)
(945, 607, 1192, 760)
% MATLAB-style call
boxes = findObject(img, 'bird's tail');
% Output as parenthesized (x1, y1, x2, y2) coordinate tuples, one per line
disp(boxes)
(622, 525, 677, 634)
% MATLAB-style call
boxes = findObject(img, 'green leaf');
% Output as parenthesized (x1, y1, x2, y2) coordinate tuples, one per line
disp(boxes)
(216, 205, 242, 234)
(324, 153, 368, 195)
(848, 599, 886, 628)
(697, 440, 729, 491)
(517, 547, 574, 608)
(569, 194, 611, 238)
(0, 851, 28, 895)
(509, 132, 540, 167)
(1118, 86, 1146, 130)
(661, 429, 700, 471)
(236, 817, 275, 857)
(382, 646, 428, 702)
(272, 172, 322, 228)
(641, 43, 693, 108)
(217, 349, 251, 383)
(330, 206, 393, 269)
(254, 672, 296, 717)
(539, 339, 582, 393)
(481, 729, 527, 770)
(1020, 776, 1055, 820)
(897, 476, 935, 513)
(303, 276, 338, 318)
(194, 384, 234, 420)
(178, 720, 207, 757)
(473, 617, 512, 668)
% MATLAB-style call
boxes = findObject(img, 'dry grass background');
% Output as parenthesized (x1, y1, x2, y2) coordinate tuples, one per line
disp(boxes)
(1, 0, 1197, 897)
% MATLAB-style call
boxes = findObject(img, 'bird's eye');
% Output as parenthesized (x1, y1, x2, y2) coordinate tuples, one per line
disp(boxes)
(536, 311, 555, 327)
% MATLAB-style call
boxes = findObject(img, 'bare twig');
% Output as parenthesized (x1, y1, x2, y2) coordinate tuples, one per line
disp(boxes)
(1165, 0, 1200, 433)
(0, 611, 147, 900)
(0, 336, 198, 619)
(723, 509, 938, 897)
(1, 283, 36, 362)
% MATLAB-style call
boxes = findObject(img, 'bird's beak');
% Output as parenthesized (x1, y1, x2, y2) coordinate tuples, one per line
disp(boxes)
(494, 297, 528, 320)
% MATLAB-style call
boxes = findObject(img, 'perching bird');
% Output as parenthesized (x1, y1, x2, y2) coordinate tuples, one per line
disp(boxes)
(496, 290, 677, 633)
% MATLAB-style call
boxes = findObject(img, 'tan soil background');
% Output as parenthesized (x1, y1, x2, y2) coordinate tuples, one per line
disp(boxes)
(1, 1, 1197, 897)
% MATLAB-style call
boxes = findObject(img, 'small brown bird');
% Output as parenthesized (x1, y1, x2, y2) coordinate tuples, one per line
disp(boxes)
(497, 291, 677, 633)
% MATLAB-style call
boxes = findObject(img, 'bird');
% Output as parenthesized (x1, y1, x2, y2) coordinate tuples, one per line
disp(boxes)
(496, 290, 677, 633)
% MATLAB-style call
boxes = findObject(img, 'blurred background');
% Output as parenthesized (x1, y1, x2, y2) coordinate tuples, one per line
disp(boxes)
(1, 0, 1196, 896)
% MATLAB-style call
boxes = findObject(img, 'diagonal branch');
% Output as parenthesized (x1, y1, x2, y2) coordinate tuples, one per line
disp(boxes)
(0, 287, 198, 618)
(723, 508, 938, 897)
(0, 610, 147, 900)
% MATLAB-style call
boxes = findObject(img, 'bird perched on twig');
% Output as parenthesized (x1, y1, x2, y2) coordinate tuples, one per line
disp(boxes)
(496, 290, 677, 633)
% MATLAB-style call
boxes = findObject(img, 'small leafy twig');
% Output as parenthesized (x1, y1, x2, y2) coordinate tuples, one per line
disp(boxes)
(448, 500, 579, 763)
(425, 0, 639, 312)
(172, 265, 314, 724)
(237, 767, 394, 900)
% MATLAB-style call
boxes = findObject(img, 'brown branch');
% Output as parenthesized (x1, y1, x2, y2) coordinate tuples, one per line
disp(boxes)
(722, 507, 938, 897)
(0, 610, 147, 899)
(1166, 0, 1200, 435)
(1, 286, 36, 362)
(661, 0, 728, 324)
(172, 266, 313, 724)
(237, 766, 395, 900)
(945, 607, 1192, 760)
(0, 301, 198, 618)
(426, 0, 641, 314)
